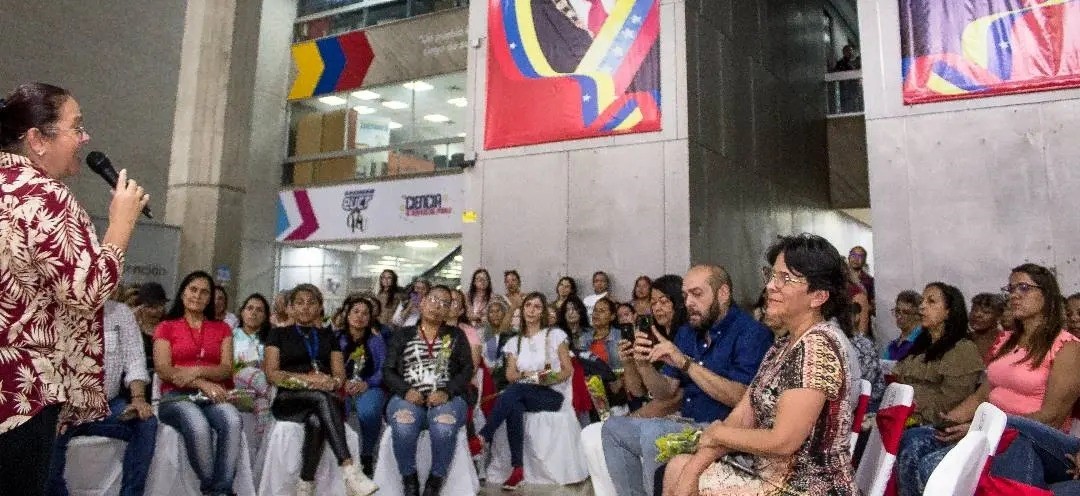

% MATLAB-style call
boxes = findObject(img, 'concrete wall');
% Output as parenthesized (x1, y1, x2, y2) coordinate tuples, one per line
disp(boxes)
(0, 0, 185, 222)
(461, 0, 692, 301)
(859, 0, 1080, 341)
(685, 0, 873, 306)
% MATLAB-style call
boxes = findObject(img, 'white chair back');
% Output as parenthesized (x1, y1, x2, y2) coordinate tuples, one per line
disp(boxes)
(854, 382, 914, 496)
(849, 379, 872, 455)
(922, 431, 989, 496)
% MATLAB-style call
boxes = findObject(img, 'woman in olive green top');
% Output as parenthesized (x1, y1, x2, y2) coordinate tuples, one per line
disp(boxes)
(893, 282, 984, 425)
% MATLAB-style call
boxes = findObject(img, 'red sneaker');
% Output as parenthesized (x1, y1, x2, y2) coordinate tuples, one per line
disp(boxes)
(501, 466, 524, 491)
(469, 435, 484, 456)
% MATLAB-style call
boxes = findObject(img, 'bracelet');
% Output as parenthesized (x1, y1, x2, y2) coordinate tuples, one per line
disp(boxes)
(680, 357, 694, 372)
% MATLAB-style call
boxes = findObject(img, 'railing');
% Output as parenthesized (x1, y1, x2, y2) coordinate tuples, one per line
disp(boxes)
(825, 69, 863, 116)
(294, 0, 469, 41)
(282, 136, 467, 187)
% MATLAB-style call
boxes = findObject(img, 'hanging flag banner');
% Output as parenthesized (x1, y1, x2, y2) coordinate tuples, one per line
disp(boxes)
(484, 0, 662, 149)
(276, 174, 463, 242)
(900, 0, 1080, 105)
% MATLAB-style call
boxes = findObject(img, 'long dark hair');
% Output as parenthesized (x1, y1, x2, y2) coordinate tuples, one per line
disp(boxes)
(517, 292, 552, 356)
(555, 276, 578, 300)
(238, 293, 272, 341)
(991, 263, 1066, 368)
(556, 294, 588, 335)
(765, 234, 851, 334)
(469, 268, 493, 305)
(650, 274, 687, 338)
(907, 282, 969, 363)
(632, 275, 652, 300)
(342, 298, 378, 378)
(0, 83, 71, 152)
(164, 271, 217, 322)
(378, 269, 401, 310)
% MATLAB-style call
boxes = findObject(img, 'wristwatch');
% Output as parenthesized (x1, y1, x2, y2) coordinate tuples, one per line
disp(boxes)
(680, 356, 693, 372)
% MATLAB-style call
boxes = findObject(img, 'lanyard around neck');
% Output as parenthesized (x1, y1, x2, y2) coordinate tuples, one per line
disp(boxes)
(294, 325, 321, 365)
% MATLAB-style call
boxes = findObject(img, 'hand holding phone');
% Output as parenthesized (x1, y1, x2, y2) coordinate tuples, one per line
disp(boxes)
(636, 315, 657, 345)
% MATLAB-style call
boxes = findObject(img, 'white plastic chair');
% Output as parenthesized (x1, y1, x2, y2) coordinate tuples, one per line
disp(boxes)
(256, 419, 363, 495)
(923, 402, 1008, 496)
(922, 432, 990, 496)
(850, 379, 872, 456)
(581, 422, 617, 496)
(854, 382, 914, 496)
(144, 423, 258, 496)
(372, 426, 480, 494)
(485, 381, 589, 485)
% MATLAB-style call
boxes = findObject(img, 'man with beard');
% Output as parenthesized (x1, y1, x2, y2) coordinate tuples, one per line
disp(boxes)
(600, 265, 773, 496)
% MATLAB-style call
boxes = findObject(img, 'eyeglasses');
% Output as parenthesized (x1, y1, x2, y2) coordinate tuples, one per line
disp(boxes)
(761, 267, 808, 288)
(1001, 283, 1042, 295)
(46, 125, 89, 138)
(426, 295, 452, 308)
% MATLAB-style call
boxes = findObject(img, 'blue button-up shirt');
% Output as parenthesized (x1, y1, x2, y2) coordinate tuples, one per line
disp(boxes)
(661, 306, 773, 423)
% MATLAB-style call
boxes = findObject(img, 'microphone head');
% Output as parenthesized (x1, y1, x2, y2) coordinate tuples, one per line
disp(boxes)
(85, 151, 111, 174)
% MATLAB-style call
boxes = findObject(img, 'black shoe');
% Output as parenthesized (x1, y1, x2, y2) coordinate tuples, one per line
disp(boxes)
(360, 455, 375, 478)
(422, 475, 445, 496)
(403, 473, 421, 496)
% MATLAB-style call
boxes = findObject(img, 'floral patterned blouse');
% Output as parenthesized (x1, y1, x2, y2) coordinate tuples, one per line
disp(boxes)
(0, 152, 123, 432)
(699, 320, 856, 495)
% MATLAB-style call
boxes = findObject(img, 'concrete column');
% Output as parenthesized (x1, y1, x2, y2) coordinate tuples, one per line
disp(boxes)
(166, 0, 266, 294)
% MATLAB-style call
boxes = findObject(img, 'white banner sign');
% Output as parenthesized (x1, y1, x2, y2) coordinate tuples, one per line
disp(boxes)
(276, 173, 463, 242)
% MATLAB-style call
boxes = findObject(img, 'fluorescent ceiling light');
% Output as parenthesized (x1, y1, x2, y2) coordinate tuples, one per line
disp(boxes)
(447, 97, 468, 107)
(358, 244, 380, 251)
(318, 95, 347, 106)
(387, 121, 403, 130)
(405, 240, 439, 249)
(423, 114, 450, 123)
(351, 90, 381, 100)
(353, 105, 376, 115)
(382, 100, 409, 110)
(453, 255, 463, 262)
(456, 132, 467, 138)
(403, 80, 434, 91)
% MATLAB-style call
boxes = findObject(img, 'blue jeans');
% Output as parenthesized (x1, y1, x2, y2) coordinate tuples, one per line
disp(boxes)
(158, 392, 242, 493)
(991, 416, 1080, 490)
(897, 426, 954, 496)
(385, 395, 467, 478)
(478, 383, 563, 468)
(602, 416, 706, 496)
(47, 397, 158, 496)
(349, 387, 387, 457)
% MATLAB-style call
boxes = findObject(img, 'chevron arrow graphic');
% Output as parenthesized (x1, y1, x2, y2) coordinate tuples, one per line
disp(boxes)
(284, 190, 321, 241)
(288, 41, 324, 100)
(335, 31, 375, 91)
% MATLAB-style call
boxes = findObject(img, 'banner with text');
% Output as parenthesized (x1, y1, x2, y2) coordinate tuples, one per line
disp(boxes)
(484, 0, 662, 148)
(276, 174, 463, 242)
(900, 0, 1080, 104)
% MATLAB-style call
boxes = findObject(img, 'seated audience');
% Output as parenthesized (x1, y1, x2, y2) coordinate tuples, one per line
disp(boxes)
(631, 275, 653, 317)
(602, 265, 773, 496)
(844, 300, 885, 410)
(466, 268, 493, 327)
(392, 280, 430, 329)
(580, 297, 621, 369)
(891, 283, 983, 426)
(383, 285, 474, 496)
(968, 292, 1006, 362)
(557, 294, 590, 351)
(339, 297, 387, 477)
(375, 269, 404, 324)
(153, 271, 242, 496)
(615, 275, 685, 414)
(1064, 292, 1079, 338)
(478, 292, 575, 490)
(48, 299, 157, 496)
(882, 290, 923, 361)
(662, 234, 857, 495)
(232, 293, 274, 438)
(550, 276, 578, 319)
(898, 264, 1080, 496)
(264, 284, 377, 496)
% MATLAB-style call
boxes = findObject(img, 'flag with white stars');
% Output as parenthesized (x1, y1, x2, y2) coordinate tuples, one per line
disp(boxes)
(901, 0, 1080, 104)
(485, 0, 662, 148)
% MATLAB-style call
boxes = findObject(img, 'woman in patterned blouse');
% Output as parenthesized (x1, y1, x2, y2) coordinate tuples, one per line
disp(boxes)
(0, 83, 148, 494)
(382, 285, 475, 496)
(663, 234, 858, 496)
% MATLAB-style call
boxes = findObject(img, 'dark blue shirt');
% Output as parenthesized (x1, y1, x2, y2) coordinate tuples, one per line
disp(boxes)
(661, 306, 773, 423)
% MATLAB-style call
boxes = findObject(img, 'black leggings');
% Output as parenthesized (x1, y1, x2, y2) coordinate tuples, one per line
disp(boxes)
(0, 403, 60, 496)
(272, 390, 351, 481)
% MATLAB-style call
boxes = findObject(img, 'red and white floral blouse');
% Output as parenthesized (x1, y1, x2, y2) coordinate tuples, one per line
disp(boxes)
(0, 152, 123, 433)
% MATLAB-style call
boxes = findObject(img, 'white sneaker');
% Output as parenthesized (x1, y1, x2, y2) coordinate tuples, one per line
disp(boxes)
(342, 462, 378, 496)
(295, 480, 315, 496)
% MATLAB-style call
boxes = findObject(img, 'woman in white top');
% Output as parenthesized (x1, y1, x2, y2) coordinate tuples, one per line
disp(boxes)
(478, 292, 574, 490)
(232, 293, 274, 436)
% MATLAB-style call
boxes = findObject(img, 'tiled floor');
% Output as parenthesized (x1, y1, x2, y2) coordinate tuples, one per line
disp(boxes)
(478, 481, 595, 495)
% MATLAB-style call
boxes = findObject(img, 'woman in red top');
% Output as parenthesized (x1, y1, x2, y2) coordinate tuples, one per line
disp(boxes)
(153, 271, 241, 496)
(0, 83, 148, 494)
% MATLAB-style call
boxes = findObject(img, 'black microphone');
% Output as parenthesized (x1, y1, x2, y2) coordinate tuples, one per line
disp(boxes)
(85, 151, 153, 219)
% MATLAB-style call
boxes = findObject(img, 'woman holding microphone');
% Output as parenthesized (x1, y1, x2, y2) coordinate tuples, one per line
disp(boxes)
(0, 82, 149, 495)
